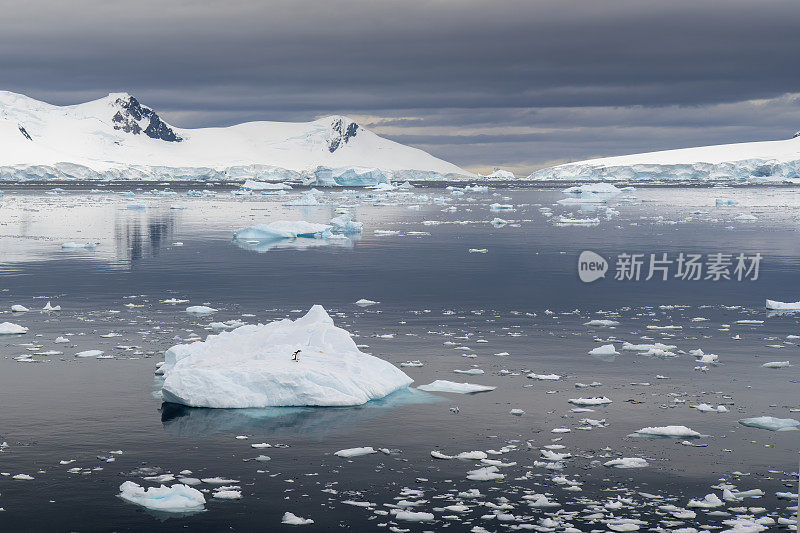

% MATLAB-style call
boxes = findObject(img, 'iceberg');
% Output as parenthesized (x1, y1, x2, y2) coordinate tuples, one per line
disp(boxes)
(765, 299, 800, 310)
(118, 481, 205, 513)
(483, 169, 515, 179)
(0, 322, 28, 335)
(417, 380, 496, 394)
(282, 512, 314, 525)
(603, 458, 648, 469)
(160, 305, 413, 408)
(329, 214, 363, 234)
(186, 305, 217, 315)
(310, 166, 390, 187)
(588, 344, 618, 356)
(233, 221, 332, 241)
(738, 416, 799, 431)
(334, 447, 377, 458)
(630, 425, 703, 438)
(568, 397, 612, 406)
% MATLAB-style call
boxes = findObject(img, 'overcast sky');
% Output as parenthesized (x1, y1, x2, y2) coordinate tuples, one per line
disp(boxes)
(2, 0, 799, 175)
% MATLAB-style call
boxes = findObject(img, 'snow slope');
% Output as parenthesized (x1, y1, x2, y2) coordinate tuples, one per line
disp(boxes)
(530, 136, 800, 183)
(0, 91, 471, 181)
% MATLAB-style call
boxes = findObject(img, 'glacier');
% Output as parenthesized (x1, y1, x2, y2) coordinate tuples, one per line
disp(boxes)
(529, 135, 800, 183)
(159, 305, 413, 408)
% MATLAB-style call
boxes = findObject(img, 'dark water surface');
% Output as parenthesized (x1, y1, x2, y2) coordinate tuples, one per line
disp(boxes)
(0, 185, 797, 532)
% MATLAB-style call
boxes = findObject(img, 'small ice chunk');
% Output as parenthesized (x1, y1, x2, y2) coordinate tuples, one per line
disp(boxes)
(588, 344, 618, 356)
(75, 350, 104, 358)
(334, 447, 377, 458)
(282, 512, 314, 525)
(603, 458, 649, 468)
(185, 306, 217, 315)
(568, 397, 612, 406)
(630, 425, 703, 438)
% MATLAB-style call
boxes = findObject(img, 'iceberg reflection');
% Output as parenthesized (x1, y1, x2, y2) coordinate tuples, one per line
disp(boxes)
(160, 387, 439, 438)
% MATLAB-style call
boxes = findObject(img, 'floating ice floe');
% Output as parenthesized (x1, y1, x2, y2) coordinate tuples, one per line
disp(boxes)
(282, 512, 314, 525)
(738, 416, 799, 431)
(588, 344, 618, 357)
(186, 305, 217, 315)
(584, 319, 619, 326)
(528, 373, 561, 381)
(569, 397, 612, 406)
(390, 509, 435, 522)
(118, 481, 205, 513)
(765, 298, 800, 310)
(691, 403, 728, 413)
(241, 180, 292, 191)
(417, 380, 496, 394)
(687, 493, 724, 508)
(0, 322, 28, 335)
(160, 305, 412, 408)
(490, 217, 508, 227)
(630, 425, 703, 438)
(354, 298, 378, 307)
(11, 305, 29, 312)
(761, 361, 790, 368)
(603, 457, 649, 468)
(234, 221, 331, 241)
(329, 214, 363, 234)
(454, 368, 484, 375)
(334, 447, 377, 458)
(466, 466, 504, 481)
(75, 350, 104, 358)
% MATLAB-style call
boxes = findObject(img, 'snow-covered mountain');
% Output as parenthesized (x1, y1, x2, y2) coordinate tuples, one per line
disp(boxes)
(0, 91, 471, 182)
(530, 136, 800, 183)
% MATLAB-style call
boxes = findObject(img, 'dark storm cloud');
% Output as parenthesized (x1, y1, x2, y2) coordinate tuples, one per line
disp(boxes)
(1, 0, 798, 173)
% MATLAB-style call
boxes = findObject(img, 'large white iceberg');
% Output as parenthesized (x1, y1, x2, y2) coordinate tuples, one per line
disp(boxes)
(160, 305, 413, 408)
(118, 481, 205, 513)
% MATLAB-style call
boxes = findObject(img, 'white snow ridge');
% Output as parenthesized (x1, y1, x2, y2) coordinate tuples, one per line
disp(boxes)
(160, 305, 413, 408)
(0, 91, 470, 182)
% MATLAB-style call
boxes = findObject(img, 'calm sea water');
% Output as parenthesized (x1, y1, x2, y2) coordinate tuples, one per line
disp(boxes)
(0, 184, 797, 531)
